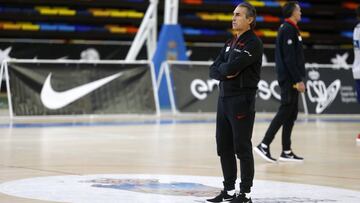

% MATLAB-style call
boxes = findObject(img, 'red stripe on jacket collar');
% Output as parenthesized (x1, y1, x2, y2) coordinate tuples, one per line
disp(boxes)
(285, 18, 299, 30)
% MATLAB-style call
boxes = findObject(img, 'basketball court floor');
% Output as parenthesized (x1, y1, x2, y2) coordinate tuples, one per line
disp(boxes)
(0, 111, 359, 203)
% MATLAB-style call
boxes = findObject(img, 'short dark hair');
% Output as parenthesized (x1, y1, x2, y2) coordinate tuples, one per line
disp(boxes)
(237, 2, 257, 29)
(357, 5, 360, 19)
(282, 1, 299, 18)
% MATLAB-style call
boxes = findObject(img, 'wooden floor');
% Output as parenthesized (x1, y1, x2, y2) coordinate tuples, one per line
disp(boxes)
(0, 112, 359, 202)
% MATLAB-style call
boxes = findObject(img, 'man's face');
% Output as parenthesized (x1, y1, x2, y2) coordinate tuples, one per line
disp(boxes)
(292, 4, 302, 22)
(232, 6, 252, 32)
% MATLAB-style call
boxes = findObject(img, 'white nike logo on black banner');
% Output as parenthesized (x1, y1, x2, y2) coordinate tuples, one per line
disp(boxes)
(41, 72, 123, 110)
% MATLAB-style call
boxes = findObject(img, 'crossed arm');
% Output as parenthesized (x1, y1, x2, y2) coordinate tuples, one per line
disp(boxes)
(209, 39, 261, 80)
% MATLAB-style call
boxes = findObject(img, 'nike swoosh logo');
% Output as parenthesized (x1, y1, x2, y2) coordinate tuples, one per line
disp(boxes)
(260, 148, 267, 155)
(236, 114, 246, 120)
(41, 72, 123, 110)
(224, 198, 234, 201)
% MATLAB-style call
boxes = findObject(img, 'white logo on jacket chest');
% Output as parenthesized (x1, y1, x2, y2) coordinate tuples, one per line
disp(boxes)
(233, 49, 252, 56)
(243, 50, 252, 56)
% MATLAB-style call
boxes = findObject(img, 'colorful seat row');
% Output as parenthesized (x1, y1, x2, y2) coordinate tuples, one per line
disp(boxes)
(0, 6, 144, 19)
(0, 21, 138, 34)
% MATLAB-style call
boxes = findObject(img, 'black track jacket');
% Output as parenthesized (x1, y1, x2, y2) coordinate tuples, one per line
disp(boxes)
(275, 19, 305, 86)
(209, 30, 263, 97)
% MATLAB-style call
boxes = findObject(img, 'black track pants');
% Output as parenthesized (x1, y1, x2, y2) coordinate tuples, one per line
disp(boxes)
(216, 94, 256, 193)
(262, 86, 299, 150)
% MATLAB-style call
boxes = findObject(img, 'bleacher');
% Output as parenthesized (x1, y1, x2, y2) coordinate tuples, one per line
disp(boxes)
(0, 0, 358, 47)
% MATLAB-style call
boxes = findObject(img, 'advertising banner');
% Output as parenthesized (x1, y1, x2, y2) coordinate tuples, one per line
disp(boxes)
(5, 60, 158, 116)
(170, 62, 217, 113)
(305, 67, 359, 114)
(166, 62, 359, 114)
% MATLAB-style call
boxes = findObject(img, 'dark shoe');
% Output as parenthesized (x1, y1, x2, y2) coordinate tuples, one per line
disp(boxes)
(254, 144, 277, 163)
(206, 190, 236, 202)
(230, 193, 252, 203)
(279, 151, 304, 162)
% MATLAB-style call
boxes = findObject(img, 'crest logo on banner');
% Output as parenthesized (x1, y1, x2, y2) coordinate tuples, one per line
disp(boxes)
(306, 70, 341, 114)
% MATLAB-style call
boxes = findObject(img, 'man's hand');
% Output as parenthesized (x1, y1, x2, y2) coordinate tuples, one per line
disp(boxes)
(226, 72, 240, 79)
(293, 82, 306, 93)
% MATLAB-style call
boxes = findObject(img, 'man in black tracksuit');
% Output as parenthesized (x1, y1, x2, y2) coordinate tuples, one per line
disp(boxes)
(206, 2, 262, 203)
(254, 1, 306, 163)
